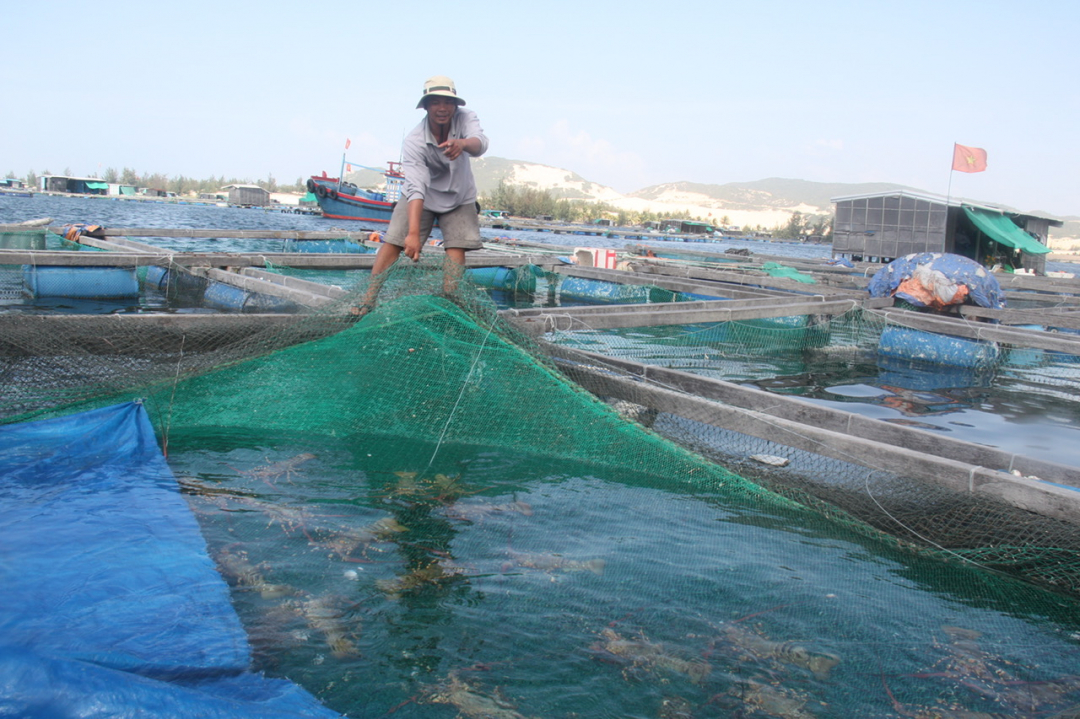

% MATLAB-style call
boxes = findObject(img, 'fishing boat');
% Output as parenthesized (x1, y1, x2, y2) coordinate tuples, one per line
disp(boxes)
(306, 162, 403, 223)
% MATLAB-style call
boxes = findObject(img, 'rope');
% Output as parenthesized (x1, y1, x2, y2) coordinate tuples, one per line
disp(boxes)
(160, 333, 186, 459)
(424, 304, 500, 474)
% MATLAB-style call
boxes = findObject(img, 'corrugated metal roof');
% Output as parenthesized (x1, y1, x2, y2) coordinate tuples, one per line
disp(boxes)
(829, 189, 1062, 225)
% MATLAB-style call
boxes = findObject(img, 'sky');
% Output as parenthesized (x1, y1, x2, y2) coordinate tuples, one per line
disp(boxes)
(3, 0, 1078, 217)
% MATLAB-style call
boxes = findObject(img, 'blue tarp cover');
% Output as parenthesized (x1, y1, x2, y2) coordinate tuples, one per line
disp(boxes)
(867, 252, 1006, 309)
(0, 402, 340, 719)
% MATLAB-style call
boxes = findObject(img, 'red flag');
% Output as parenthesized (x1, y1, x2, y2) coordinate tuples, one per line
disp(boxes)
(952, 143, 987, 173)
(346, 164, 352, 172)
(345, 138, 351, 150)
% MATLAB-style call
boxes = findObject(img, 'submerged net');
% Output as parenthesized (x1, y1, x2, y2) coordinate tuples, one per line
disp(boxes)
(4, 257, 1080, 717)
(546, 305, 1080, 591)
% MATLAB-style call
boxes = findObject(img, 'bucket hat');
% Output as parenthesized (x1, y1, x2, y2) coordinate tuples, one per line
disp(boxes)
(417, 76, 466, 109)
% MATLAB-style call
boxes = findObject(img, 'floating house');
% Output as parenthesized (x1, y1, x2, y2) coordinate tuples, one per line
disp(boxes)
(831, 190, 1061, 273)
(661, 219, 716, 235)
(39, 175, 137, 197)
(222, 184, 270, 207)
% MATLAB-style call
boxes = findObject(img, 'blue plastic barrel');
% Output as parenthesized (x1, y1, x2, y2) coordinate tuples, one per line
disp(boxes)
(23, 266, 140, 299)
(143, 265, 170, 290)
(559, 277, 652, 303)
(202, 281, 251, 311)
(877, 326, 999, 368)
(877, 355, 981, 391)
(467, 266, 516, 290)
(466, 266, 539, 293)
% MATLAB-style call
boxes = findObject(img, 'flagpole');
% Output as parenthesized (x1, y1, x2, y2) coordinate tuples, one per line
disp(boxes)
(945, 142, 961, 261)
(337, 152, 346, 194)
(945, 142, 956, 207)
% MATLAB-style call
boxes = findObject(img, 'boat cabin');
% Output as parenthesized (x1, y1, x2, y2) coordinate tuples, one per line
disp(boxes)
(831, 190, 1061, 274)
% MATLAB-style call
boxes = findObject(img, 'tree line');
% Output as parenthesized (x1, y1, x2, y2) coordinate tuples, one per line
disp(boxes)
(775, 211, 833, 241)
(6, 168, 308, 196)
(481, 181, 710, 227)
(481, 180, 832, 239)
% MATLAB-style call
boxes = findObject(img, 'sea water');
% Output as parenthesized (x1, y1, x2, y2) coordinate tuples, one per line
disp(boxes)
(167, 429, 1080, 718)
(0, 192, 837, 259)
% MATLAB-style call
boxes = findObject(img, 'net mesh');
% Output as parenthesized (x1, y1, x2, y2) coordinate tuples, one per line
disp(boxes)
(545, 304, 1080, 592)
(3, 255, 1080, 717)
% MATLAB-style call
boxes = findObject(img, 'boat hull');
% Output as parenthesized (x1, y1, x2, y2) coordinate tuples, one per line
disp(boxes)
(309, 176, 395, 223)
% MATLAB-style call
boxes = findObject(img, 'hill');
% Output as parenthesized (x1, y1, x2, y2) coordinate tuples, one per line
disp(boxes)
(343, 158, 920, 228)
(343, 157, 1079, 239)
(469, 157, 626, 202)
(629, 178, 924, 215)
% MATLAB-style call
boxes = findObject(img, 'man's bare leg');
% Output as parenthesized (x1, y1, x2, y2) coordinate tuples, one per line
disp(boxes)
(443, 247, 466, 296)
(353, 243, 403, 316)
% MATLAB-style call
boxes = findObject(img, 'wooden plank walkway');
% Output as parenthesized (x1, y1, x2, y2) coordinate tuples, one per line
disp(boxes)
(0, 247, 555, 270)
(503, 297, 867, 334)
(74, 227, 376, 241)
(625, 259, 870, 297)
(554, 264, 797, 301)
(959, 305, 1080, 331)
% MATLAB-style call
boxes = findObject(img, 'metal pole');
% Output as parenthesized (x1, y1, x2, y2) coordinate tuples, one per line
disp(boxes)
(946, 143, 956, 206)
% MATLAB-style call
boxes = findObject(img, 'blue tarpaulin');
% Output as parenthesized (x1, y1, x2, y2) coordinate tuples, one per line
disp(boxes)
(867, 252, 1006, 309)
(0, 402, 341, 719)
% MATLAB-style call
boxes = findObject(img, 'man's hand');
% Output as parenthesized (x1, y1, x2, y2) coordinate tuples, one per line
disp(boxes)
(439, 139, 464, 161)
(404, 231, 423, 261)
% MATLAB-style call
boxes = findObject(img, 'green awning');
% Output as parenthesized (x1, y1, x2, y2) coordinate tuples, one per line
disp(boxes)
(84, 181, 109, 190)
(963, 206, 1050, 255)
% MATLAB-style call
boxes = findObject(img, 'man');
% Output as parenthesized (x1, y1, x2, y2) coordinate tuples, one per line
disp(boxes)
(360, 76, 488, 311)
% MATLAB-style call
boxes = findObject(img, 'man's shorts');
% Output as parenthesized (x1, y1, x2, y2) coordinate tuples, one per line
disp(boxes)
(383, 200, 482, 251)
